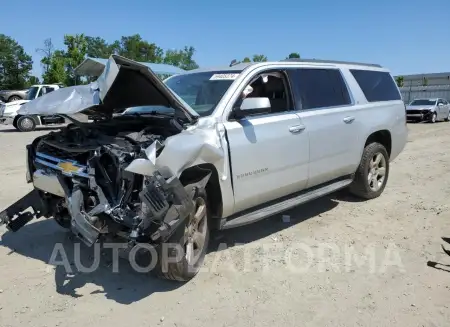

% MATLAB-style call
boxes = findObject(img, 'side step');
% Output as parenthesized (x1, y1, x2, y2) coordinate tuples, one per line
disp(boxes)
(222, 178, 353, 230)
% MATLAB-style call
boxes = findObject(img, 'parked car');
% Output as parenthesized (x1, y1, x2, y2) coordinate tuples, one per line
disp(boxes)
(406, 98, 450, 123)
(0, 84, 66, 131)
(0, 55, 407, 281)
(0, 88, 29, 102)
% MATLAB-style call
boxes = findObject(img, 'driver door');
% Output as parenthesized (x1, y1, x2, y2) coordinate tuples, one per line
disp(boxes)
(223, 70, 310, 213)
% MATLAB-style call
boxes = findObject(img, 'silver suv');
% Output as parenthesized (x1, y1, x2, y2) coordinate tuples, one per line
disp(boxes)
(0, 56, 408, 281)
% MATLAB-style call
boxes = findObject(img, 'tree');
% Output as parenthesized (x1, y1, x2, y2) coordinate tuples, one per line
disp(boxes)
(164, 46, 199, 70)
(64, 34, 88, 85)
(252, 54, 268, 62)
(422, 77, 428, 87)
(0, 34, 33, 89)
(26, 76, 40, 86)
(36, 38, 54, 75)
(86, 36, 118, 58)
(395, 76, 404, 87)
(41, 50, 67, 84)
(287, 52, 300, 59)
(117, 34, 164, 62)
(242, 57, 251, 63)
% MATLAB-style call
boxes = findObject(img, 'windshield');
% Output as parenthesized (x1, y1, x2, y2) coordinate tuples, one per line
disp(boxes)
(122, 70, 241, 117)
(26, 87, 39, 100)
(165, 71, 240, 116)
(410, 99, 436, 106)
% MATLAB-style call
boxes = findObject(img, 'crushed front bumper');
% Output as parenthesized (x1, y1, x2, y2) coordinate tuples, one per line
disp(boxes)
(0, 189, 48, 232)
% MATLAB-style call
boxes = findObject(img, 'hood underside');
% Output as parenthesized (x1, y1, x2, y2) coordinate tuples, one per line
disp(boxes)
(18, 55, 199, 122)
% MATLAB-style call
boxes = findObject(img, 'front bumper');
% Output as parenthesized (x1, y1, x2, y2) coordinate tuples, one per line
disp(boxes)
(0, 117, 14, 125)
(406, 110, 433, 121)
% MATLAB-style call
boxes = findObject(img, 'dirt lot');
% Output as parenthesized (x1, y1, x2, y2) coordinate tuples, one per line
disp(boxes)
(0, 122, 449, 327)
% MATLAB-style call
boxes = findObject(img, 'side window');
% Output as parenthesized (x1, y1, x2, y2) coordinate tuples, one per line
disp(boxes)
(290, 68, 351, 110)
(233, 70, 292, 116)
(45, 87, 55, 94)
(350, 69, 401, 102)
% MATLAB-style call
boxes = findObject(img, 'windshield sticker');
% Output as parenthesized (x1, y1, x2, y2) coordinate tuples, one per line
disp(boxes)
(210, 73, 239, 80)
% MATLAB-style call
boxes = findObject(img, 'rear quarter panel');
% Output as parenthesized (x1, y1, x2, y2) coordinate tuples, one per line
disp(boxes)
(341, 67, 408, 163)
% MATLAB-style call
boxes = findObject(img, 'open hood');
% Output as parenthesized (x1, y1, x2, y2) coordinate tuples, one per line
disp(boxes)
(18, 55, 199, 123)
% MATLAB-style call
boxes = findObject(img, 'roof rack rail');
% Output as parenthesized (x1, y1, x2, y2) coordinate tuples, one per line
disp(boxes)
(281, 58, 382, 68)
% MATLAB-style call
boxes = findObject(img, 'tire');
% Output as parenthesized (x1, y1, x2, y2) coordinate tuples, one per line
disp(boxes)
(430, 112, 437, 123)
(16, 116, 36, 132)
(349, 142, 389, 200)
(445, 111, 450, 122)
(8, 95, 21, 102)
(156, 188, 210, 281)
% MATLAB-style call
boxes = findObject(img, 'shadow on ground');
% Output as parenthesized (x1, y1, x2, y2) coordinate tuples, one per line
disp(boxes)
(0, 190, 351, 304)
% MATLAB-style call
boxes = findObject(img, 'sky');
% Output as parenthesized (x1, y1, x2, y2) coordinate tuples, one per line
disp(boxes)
(1, 0, 449, 78)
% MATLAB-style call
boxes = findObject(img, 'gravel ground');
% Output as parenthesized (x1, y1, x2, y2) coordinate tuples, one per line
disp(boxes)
(0, 123, 449, 327)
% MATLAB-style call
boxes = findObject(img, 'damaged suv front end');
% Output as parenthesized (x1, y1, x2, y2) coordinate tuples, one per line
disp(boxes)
(0, 55, 229, 281)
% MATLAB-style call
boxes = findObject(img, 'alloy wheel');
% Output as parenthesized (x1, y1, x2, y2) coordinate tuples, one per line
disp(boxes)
(368, 152, 387, 192)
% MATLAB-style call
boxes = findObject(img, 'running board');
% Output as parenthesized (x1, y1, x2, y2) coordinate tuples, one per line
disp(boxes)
(222, 178, 353, 230)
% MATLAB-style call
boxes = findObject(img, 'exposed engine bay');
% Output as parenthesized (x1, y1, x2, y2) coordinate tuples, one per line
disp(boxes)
(12, 115, 209, 247)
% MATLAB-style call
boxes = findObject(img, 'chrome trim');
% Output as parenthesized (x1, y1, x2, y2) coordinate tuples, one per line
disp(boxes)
(35, 151, 89, 178)
(33, 169, 66, 197)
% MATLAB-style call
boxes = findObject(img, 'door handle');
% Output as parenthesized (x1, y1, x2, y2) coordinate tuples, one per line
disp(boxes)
(289, 125, 306, 133)
(343, 116, 355, 124)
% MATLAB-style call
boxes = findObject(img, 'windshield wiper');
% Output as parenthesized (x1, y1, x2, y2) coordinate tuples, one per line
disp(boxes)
(127, 111, 174, 118)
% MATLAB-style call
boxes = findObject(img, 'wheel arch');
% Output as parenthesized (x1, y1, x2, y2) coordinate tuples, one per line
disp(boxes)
(364, 130, 392, 158)
(179, 163, 223, 229)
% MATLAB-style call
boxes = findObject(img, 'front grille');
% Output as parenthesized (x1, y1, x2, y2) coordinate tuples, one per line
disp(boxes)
(407, 110, 423, 115)
(36, 141, 80, 161)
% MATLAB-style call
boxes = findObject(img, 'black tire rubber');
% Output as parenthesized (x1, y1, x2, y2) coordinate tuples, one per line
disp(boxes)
(155, 188, 210, 281)
(16, 116, 36, 132)
(349, 142, 390, 200)
(430, 112, 437, 123)
(8, 95, 21, 102)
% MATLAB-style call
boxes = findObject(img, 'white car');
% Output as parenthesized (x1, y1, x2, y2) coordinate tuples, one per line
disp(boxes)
(0, 84, 65, 131)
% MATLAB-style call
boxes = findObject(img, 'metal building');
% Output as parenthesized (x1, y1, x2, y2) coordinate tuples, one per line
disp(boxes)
(395, 72, 450, 103)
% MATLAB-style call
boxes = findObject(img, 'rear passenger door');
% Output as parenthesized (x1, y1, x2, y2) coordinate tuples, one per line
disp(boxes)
(288, 68, 361, 188)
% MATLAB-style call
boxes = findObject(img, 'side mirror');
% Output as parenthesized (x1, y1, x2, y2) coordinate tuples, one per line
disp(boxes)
(233, 97, 271, 119)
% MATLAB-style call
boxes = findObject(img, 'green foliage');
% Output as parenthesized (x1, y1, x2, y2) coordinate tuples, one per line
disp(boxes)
(242, 57, 251, 63)
(64, 34, 88, 85)
(26, 76, 40, 86)
(252, 54, 268, 62)
(42, 50, 67, 84)
(395, 76, 404, 87)
(163, 46, 199, 70)
(287, 52, 300, 59)
(0, 34, 33, 89)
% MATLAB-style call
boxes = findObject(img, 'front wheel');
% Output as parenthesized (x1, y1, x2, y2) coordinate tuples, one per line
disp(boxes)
(430, 112, 437, 123)
(349, 142, 389, 200)
(16, 116, 36, 132)
(156, 189, 210, 281)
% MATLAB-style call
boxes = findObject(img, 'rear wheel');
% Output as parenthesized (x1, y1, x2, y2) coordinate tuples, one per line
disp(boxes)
(156, 189, 209, 281)
(349, 142, 389, 200)
(17, 116, 36, 132)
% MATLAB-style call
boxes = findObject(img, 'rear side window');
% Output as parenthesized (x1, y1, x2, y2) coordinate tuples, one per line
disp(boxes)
(292, 68, 351, 110)
(350, 69, 401, 102)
